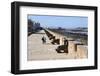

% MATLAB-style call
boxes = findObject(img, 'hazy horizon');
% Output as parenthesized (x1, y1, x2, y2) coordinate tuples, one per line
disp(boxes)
(28, 15, 88, 29)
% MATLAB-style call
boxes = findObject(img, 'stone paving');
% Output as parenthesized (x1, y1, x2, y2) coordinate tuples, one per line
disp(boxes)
(27, 30, 87, 61)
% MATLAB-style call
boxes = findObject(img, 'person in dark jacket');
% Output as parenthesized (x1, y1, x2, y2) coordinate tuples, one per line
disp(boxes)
(42, 36, 46, 44)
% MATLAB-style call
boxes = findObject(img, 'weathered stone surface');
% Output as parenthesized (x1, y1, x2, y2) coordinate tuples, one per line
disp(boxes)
(27, 30, 88, 61)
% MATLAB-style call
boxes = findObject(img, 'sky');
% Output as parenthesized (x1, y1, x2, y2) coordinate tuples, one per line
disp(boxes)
(28, 15, 88, 29)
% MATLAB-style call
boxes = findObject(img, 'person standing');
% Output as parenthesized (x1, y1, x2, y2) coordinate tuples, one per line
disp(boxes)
(42, 36, 46, 44)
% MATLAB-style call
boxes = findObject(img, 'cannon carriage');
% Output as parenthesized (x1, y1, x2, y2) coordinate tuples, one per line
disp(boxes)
(56, 39, 69, 53)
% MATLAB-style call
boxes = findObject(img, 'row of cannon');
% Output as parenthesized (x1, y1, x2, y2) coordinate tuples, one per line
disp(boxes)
(44, 29, 87, 56)
(44, 29, 60, 45)
(44, 29, 69, 53)
(44, 29, 87, 58)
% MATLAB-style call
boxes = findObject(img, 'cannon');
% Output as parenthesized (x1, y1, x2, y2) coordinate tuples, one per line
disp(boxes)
(51, 39, 60, 44)
(56, 39, 69, 53)
(56, 45, 68, 53)
(44, 30, 53, 38)
(49, 36, 55, 40)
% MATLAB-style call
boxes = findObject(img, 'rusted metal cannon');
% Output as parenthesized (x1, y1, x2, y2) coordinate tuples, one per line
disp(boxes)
(44, 30, 53, 39)
(56, 45, 68, 53)
(51, 39, 60, 44)
(49, 36, 55, 40)
(56, 39, 69, 53)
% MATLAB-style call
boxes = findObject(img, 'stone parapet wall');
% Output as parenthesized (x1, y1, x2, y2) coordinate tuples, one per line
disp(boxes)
(45, 29, 88, 59)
